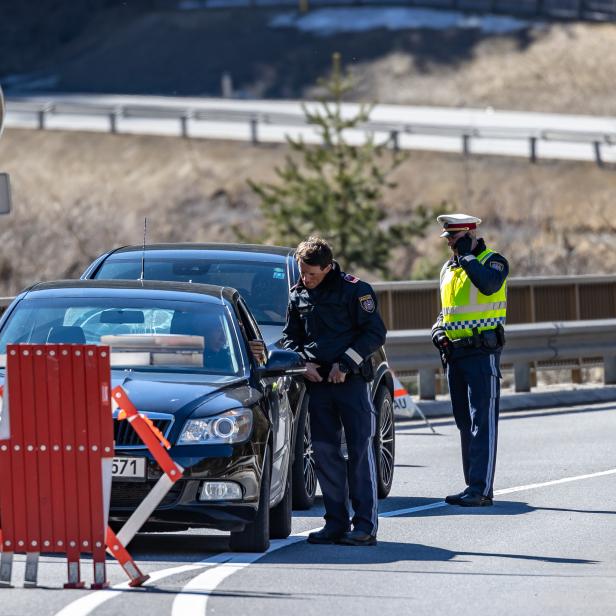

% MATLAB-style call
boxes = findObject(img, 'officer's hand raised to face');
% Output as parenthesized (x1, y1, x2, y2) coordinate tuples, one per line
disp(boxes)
(454, 233, 473, 256)
(328, 363, 347, 384)
(304, 362, 323, 383)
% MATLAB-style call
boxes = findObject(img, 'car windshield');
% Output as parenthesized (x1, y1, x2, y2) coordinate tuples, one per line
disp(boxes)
(0, 296, 243, 375)
(94, 258, 290, 326)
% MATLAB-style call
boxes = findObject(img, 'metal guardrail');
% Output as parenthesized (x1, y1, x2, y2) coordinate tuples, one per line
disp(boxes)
(7, 98, 616, 165)
(385, 318, 616, 399)
(0, 295, 613, 399)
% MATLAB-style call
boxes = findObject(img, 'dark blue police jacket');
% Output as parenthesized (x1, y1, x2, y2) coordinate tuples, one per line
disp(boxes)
(282, 261, 387, 373)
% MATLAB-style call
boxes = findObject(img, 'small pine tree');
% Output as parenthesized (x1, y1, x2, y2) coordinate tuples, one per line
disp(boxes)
(248, 53, 447, 278)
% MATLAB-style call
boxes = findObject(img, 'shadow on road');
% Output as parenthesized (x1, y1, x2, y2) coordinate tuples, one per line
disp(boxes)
(379, 495, 534, 517)
(258, 539, 597, 567)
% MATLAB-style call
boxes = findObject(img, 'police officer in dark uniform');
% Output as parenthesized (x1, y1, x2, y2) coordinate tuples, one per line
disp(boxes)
(282, 237, 387, 546)
(431, 214, 509, 507)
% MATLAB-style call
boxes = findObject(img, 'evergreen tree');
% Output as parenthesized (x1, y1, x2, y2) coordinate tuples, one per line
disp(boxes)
(248, 53, 448, 278)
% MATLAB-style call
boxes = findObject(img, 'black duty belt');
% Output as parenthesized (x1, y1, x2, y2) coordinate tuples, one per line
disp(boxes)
(449, 327, 504, 351)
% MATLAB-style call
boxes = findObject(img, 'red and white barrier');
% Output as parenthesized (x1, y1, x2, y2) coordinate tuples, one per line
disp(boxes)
(0, 344, 182, 589)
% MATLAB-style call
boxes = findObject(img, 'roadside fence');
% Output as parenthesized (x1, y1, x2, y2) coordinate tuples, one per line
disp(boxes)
(386, 319, 616, 398)
(7, 97, 616, 166)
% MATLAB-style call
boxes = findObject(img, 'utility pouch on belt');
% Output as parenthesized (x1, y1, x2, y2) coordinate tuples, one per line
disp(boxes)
(481, 330, 499, 350)
(495, 323, 506, 347)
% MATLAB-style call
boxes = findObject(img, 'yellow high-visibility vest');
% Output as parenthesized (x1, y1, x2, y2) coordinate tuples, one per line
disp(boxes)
(440, 247, 507, 340)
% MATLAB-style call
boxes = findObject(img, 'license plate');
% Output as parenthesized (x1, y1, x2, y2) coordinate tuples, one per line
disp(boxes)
(112, 457, 146, 481)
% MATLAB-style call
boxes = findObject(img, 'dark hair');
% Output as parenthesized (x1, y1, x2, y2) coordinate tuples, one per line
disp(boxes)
(295, 236, 333, 269)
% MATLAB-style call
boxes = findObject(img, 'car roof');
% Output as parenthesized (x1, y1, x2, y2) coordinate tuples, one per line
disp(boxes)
(22, 279, 238, 304)
(107, 243, 295, 262)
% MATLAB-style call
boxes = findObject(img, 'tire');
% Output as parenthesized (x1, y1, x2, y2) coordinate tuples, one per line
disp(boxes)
(374, 387, 395, 499)
(229, 447, 271, 553)
(270, 454, 293, 539)
(291, 397, 317, 510)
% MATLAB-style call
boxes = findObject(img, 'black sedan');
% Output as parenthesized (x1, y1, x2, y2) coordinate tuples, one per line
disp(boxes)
(0, 279, 304, 552)
(82, 243, 396, 502)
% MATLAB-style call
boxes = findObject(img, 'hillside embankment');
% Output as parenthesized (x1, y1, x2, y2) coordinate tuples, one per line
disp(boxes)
(3, 5, 616, 116)
(0, 127, 614, 296)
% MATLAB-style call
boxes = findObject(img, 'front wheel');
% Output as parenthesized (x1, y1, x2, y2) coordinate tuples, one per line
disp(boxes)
(229, 447, 271, 552)
(291, 398, 317, 510)
(270, 453, 293, 539)
(374, 387, 395, 499)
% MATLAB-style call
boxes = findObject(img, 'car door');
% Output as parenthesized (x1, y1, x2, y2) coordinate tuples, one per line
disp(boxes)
(235, 297, 291, 504)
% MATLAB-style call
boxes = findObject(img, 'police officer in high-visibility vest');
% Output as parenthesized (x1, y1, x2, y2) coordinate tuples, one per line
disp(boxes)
(431, 214, 509, 507)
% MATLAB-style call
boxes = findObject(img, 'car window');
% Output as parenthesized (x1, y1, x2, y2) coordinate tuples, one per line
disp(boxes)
(94, 258, 290, 326)
(0, 297, 242, 376)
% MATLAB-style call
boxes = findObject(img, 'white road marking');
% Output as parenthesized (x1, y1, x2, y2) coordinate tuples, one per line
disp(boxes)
(494, 468, 616, 495)
(55, 466, 616, 616)
(54, 555, 232, 616)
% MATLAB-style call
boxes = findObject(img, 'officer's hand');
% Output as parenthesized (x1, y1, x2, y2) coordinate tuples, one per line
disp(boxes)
(432, 329, 449, 350)
(328, 363, 346, 384)
(304, 362, 323, 383)
(454, 233, 473, 256)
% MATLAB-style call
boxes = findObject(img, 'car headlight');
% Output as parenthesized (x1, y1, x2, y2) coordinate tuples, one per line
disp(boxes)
(178, 408, 253, 445)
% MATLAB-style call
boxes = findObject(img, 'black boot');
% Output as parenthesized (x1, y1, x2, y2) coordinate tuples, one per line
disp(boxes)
(307, 527, 347, 545)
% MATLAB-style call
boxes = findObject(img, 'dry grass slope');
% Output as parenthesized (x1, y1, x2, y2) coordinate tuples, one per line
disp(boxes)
(0, 127, 614, 296)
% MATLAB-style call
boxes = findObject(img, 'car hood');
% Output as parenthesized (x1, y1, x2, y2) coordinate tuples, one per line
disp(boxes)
(112, 372, 262, 421)
(0, 369, 261, 423)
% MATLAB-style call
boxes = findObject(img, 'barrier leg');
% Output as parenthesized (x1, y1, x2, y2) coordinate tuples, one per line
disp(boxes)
(91, 559, 109, 590)
(64, 549, 85, 589)
(24, 552, 39, 587)
(106, 528, 149, 587)
(91, 542, 109, 589)
(0, 551, 13, 588)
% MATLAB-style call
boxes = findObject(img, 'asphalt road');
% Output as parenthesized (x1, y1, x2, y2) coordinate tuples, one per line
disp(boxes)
(2, 401, 615, 616)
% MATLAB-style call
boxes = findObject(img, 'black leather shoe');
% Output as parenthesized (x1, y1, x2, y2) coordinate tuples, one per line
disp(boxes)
(307, 527, 347, 545)
(458, 492, 493, 507)
(445, 489, 469, 505)
(338, 529, 377, 546)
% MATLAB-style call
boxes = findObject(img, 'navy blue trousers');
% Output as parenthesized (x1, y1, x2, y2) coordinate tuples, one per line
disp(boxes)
(447, 351, 501, 498)
(307, 376, 378, 535)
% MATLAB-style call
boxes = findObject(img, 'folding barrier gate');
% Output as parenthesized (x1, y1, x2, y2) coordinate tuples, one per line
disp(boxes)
(0, 344, 183, 588)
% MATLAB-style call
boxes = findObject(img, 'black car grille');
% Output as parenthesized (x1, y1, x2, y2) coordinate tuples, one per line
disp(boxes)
(111, 481, 183, 508)
(114, 418, 172, 447)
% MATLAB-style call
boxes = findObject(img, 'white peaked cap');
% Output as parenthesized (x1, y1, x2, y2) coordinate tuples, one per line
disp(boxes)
(436, 213, 482, 237)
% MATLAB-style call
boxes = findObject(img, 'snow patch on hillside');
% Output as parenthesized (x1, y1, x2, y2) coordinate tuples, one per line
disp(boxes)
(270, 7, 535, 35)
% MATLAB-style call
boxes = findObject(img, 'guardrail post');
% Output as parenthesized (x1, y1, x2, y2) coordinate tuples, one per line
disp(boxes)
(529, 136, 537, 163)
(109, 107, 122, 134)
(418, 368, 436, 400)
(180, 112, 191, 139)
(37, 109, 46, 130)
(514, 362, 531, 392)
(250, 116, 258, 145)
(462, 134, 470, 156)
(389, 130, 399, 152)
(604, 355, 616, 385)
(593, 141, 603, 167)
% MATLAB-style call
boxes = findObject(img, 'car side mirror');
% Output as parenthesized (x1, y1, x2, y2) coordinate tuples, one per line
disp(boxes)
(258, 349, 305, 377)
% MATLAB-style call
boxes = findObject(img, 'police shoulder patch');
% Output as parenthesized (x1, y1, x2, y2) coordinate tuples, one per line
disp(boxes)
(359, 293, 376, 313)
(344, 273, 360, 283)
(490, 261, 504, 272)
